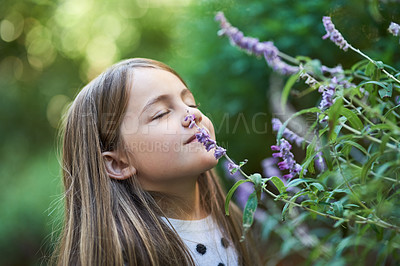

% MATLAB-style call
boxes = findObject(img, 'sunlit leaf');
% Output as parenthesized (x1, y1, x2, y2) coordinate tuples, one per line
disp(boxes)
(242, 191, 258, 239)
(225, 179, 251, 215)
(270, 176, 286, 194)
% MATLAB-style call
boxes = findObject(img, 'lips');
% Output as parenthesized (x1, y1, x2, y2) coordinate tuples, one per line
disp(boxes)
(184, 135, 197, 145)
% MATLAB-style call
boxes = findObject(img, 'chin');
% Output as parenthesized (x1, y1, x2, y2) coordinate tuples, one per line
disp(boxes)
(200, 152, 219, 170)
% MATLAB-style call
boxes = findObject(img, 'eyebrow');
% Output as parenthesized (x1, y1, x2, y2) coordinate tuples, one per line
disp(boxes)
(140, 88, 193, 115)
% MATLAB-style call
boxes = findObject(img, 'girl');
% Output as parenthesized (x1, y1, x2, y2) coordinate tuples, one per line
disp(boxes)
(54, 58, 257, 265)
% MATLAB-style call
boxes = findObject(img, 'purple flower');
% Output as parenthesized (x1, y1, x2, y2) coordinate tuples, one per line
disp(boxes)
(215, 11, 299, 75)
(388, 22, 400, 36)
(271, 138, 304, 179)
(228, 162, 240, 175)
(214, 146, 227, 160)
(195, 128, 217, 152)
(184, 114, 196, 128)
(322, 16, 350, 51)
(321, 65, 344, 75)
(186, 114, 226, 159)
(223, 160, 242, 180)
(318, 84, 335, 111)
(271, 118, 326, 172)
(271, 118, 305, 147)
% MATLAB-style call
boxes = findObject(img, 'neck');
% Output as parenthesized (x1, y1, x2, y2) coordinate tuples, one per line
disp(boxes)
(152, 178, 207, 220)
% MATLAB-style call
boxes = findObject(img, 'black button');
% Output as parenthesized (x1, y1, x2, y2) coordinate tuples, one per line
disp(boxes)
(196, 243, 207, 255)
(221, 238, 229, 248)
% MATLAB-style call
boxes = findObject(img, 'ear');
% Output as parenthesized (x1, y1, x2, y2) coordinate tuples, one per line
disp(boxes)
(102, 151, 136, 180)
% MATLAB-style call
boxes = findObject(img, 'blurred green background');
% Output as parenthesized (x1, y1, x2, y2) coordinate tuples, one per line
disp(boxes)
(1, 0, 399, 264)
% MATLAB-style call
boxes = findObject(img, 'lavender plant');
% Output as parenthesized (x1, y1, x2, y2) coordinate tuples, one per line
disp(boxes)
(210, 11, 400, 264)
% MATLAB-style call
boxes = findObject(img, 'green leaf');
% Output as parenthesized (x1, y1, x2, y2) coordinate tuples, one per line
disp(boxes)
(360, 153, 380, 184)
(282, 191, 310, 221)
(332, 201, 344, 217)
(351, 59, 368, 73)
(305, 136, 317, 174)
(281, 202, 290, 222)
(310, 182, 325, 192)
(375, 60, 384, 69)
(239, 159, 248, 168)
(339, 107, 363, 131)
(249, 173, 262, 191)
(270, 176, 286, 194)
(337, 236, 353, 255)
(242, 191, 258, 237)
(369, 123, 392, 131)
(300, 152, 317, 178)
(225, 179, 251, 215)
(341, 140, 369, 156)
(334, 219, 346, 228)
(281, 71, 301, 110)
(360, 80, 388, 90)
(383, 104, 400, 122)
(329, 116, 347, 142)
(344, 204, 359, 208)
(365, 61, 376, 77)
(321, 137, 333, 171)
(277, 107, 321, 141)
(301, 200, 317, 207)
(341, 143, 352, 157)
(378, 83, 393, 99)
(328, 98, 344, 141)
(379, 134, 390, 154)
(286, 178, 315, 187)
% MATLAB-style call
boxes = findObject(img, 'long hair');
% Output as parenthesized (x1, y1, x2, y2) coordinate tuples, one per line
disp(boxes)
(53, 58, 254, 265)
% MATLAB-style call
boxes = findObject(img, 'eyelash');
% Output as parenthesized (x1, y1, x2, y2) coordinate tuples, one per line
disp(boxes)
(152, 103, 199, 120)
(153, 111, 170, 120)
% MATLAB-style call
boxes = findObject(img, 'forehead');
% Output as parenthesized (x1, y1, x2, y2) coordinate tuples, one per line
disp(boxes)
(127, 68, 188, 112)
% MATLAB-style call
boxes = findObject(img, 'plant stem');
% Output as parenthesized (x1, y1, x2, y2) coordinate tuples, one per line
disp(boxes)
(278, 51, 301, 65)
(262, 186, 400, 232)
(337, 157, 400, 184)
(334, 156, 370, 211)
(340, 123, 399, 151)
(342, 97, 400, 145)
(349, 45, 400, 84)
(262, 186, 347, 221)
(223, 154, 250, 179)
(350, 97, 400, 131)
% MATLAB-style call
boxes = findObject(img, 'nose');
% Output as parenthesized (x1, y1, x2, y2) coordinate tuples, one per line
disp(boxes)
(182, 107, 202, 128)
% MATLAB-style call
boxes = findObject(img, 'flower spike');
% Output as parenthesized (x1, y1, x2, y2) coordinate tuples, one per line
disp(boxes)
(322, 16, 350, 51)
(185, 114, 226, 159)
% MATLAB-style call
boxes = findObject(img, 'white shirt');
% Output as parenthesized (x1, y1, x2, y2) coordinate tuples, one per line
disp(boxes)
(163, 215, 239, 266)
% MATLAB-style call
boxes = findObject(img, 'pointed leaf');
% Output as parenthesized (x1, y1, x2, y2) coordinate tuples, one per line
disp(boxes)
(270, 176, 286, 194)
(361, 153, 380, 183)
(310, 182, 325, 192)
(242, 191, 258, 236)
(225, 179, 251, 215)
(339, 107, 363, 131)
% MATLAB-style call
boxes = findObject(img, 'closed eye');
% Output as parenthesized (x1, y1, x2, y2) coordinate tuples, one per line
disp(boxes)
(188, 103, 200, 108)
(152, 111, 170, 120)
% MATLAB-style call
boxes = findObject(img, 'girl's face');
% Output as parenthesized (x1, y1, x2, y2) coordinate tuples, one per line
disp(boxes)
(120, 68, 218, 192)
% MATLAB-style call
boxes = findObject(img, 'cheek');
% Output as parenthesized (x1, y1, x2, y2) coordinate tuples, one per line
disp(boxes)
(124, 134, 179, 158)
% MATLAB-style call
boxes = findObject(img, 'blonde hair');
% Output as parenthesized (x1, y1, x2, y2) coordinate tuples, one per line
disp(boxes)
(53, 58, 255, 265)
